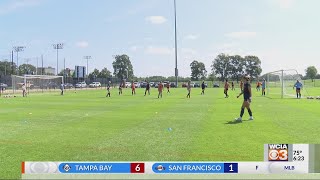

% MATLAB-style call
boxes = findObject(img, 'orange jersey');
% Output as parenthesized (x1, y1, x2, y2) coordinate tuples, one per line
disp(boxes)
(158, 83, 163, 91)
(131, 83, 135, 89)
(224, 82, 229, 89)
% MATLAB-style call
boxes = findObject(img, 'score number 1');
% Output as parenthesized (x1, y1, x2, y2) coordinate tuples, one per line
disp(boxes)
(130, 163, 145, 173)
(224, 163, 238, 173)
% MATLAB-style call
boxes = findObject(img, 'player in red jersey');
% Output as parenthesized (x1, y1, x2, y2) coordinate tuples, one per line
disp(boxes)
(131, 81, 136, 95)
(158, 81, 163, 98)
(166, 82, 170, 93)
(224, 79, 230, 98)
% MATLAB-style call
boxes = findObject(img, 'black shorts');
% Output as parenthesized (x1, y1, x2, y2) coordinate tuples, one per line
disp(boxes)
(296, 88, 301, 91)
(244, 95, 250, 102)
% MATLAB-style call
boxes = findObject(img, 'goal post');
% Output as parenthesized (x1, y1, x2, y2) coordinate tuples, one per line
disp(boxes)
(265, 69, 306, 98)
(12, 75, 64, 94)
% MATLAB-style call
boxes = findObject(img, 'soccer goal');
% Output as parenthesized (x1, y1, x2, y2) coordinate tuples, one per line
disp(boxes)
(12, 75, 63, 94)
(265, 69, 307, 98)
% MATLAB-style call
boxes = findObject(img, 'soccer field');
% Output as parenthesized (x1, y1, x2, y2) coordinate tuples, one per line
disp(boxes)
(1, 87, 320, 178)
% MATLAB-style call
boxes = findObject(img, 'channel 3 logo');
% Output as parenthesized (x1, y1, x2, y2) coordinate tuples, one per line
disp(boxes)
(268, 144, 288, 161)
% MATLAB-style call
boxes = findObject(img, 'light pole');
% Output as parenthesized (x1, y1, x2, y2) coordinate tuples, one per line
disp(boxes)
(25, 58, 31, 74)
(13, 46, 26, 75)
(3, 59, 8, 76)
(83, 56, 92, 77)
(53, 43, 64, 75)
(174, 0, 179, 87)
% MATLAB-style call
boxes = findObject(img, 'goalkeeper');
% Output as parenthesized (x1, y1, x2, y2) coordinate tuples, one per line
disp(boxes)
(293, 80, 303, 99)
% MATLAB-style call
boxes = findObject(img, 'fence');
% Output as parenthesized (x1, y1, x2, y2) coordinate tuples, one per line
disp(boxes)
(2, 75, 320, 95)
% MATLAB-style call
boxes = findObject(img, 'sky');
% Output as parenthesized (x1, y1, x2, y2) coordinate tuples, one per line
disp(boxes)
(0, 0, 320, 77)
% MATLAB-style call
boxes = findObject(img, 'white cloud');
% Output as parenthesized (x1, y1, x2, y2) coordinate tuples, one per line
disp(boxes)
(145, 46, 173, 55)
(129, 46, 140, 52)
(225, 31, 257, 39)
(221, 42, 238, 49)
(181, 48, 197, 55)
(185, 34, 199, 40)
(0, 0, 42, 14)
(76, 41, 89, 48)
(145, 16, 167, 24)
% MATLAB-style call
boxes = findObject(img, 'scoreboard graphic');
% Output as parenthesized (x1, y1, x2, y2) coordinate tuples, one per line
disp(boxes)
(21, 144, 320, 179)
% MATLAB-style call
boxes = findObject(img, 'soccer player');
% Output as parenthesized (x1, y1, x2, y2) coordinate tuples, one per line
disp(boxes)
(144, 81, 150, 96)
(293, 80, 303, 99)
(201, 81, 206, 95)
(186, 80, 191, 98)
(240, 80, 244, 92)
(131, 81, 136, 95)
(256, 81, 261, 91)
(224, 79, 230, 98)
(60, 82, 64, 95)
(106, 81, 111, 97)
(262, 79, 266, 96)
(231, 81, 235, 91)
(118, 82, 123, 95)
(235, 75, 253, 122)
(158, 81, 163, 98)
(22, 83, 26, 97)
(166, 82, 170, 93)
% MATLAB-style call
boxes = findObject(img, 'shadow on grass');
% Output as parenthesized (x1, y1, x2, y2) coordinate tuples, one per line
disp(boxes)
(225, 120, 251, 125)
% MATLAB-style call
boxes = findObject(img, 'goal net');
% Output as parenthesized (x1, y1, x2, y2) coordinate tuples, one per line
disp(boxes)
(12, 75, 63, 94)
(265, 69, 307, 98)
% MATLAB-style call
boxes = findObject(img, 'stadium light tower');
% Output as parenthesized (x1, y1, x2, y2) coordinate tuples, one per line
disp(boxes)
(24, 58, 31, 74)
(83, 56, 92, 76)
(3, 59, 8, 75)
(13, 46, 26, 74)
(174, 0, 179, 87)
(53, 43, 64, 75)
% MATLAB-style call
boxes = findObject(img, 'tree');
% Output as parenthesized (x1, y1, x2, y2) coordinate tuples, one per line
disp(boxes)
(98, 67, 111, 78)
(58, 68, 73, 77)
(305, 66, 318, 82)
(190, 60, 207, 81)
(211, 53, 231, 80)
(243, 55, 262, 78)
(207, 73, 216, 81)
(229, 55, 245, 82)
(89, 69, 100, 79)
(0, 60, 17, 75)
(112, 54, 134, 80)
(18, 64, 36, 75)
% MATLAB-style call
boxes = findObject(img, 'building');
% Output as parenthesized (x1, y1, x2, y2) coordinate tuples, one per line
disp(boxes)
(37, 67, 55, 75)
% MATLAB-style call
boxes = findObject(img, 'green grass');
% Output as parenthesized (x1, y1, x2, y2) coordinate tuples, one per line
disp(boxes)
(1, 87, 320, 179)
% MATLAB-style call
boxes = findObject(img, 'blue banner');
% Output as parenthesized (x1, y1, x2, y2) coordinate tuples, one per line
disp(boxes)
(59, 163, 131, 173)
(152, 163, 225, 173)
